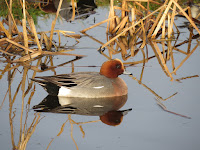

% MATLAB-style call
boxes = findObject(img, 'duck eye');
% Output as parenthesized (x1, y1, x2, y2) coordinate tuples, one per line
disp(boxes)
(116, 64, 121, 69)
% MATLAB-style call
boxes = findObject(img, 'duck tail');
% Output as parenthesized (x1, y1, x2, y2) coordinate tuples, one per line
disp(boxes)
(31, 78, 60, 96)
(30, 78, 47, 87)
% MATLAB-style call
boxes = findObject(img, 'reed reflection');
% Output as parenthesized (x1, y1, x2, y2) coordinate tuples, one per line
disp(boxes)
(34, 0, 97, 21)
(81, 0, 200, 81)
(33, 95, 132, 126)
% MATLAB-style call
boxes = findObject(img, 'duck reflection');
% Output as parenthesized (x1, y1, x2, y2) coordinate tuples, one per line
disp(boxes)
(33, 95, 132, 126)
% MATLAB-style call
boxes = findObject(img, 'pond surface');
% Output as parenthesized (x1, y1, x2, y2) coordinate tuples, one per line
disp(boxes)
(0, 1, 200, 150)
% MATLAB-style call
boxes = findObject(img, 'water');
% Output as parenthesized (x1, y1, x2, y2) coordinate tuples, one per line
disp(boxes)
(0, 1, 200, 150)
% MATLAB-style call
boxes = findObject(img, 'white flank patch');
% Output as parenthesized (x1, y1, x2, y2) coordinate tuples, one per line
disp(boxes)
(58, 86, 71, 97)
(93, 86, 104, 89)
(93, 105, 104, 108)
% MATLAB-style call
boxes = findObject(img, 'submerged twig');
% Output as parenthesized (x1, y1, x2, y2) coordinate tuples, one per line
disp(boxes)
(155, 97, 191, 119)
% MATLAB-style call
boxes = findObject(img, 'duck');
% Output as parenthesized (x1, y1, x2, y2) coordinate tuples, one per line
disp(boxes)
(31, 59, 131, 98)
(186, 1, 200, 18)
(190, 3, 200, 18)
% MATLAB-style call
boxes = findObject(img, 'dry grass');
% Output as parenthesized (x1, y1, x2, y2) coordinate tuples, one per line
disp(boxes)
(80, 0, 199, 119)
(0, 0, 84, 149)
(0, 0, 199, 149)
(5, 65, 43, 150)
(46, 115, 100, 150)
(81, 0, 200, 81)
(0, 0, 83, 63)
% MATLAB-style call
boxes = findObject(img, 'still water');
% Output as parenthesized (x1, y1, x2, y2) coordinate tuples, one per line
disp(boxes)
(0, 1, 200, 150)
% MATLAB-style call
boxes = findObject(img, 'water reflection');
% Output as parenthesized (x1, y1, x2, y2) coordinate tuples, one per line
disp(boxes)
(0, 55, 131, 149)
(82, 18, 199, 81)
(37, 0, 97, 21)
(0, 56, 83, 150)
(0, 0, 200, 149)
(81, 0, 200, 82)
(33, 95, 132, 126)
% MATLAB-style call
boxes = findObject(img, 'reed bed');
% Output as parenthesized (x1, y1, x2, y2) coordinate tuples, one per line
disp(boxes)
(0, 54, 82, 150)
(0, 0, 83, 64)
(81, 0, 199, 119)
(0, 0, 84, 149)
(0, 0, 198, 149)
(4, 65, 43, 150)
(81, 0, 200, 81)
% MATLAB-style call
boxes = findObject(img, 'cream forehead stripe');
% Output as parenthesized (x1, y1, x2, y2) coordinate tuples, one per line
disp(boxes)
(113, 59, 124, 68)
(58, 86, 71, 97)
(114, 58, 123, 64)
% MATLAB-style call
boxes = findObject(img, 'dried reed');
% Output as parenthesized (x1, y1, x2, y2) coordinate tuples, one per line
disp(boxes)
(0, 0, 82, 64)
(0, 1, 84, 149)
(81, 0, 200, 80)
(46, 114, 100, 150)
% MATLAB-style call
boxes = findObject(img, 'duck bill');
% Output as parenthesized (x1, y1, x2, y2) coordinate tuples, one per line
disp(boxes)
(123, 70, 132, 75)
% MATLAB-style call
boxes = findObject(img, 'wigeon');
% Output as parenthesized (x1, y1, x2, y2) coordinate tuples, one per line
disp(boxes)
(31, 59, 131, 98)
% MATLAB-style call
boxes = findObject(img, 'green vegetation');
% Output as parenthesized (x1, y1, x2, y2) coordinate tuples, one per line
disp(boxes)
(0, 0, 199, 23)
(0, 0, 46, 23)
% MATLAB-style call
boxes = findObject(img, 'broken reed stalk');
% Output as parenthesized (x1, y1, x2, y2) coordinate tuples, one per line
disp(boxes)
(71, 0, 76, 21)
(5, 38, 35, 52)
(8, 0, 12, 35)
(156, 97, 191, 119)
(149, 40, 173, 81)
(81, 16, 117, 33)
(169, 2, 177, 37)
(0, 21, 11, 38)
(130, 74, 177, 101)
(112, 16, 128, 34)
(27, 16, 42, 51)
(172, 43, 199, 74)
(152, 0, 173, 38)
(175, 75, 199, 82)
(49, 0, 63, 49)
(139, 48, 145, 83)
(100, 5, 165, 50)
(11, 50, 85, 63)
(152, 0, 200, 38)
(1, 1, 82, 63)
(5, 0, 19, 34)
(187, 28, 193, 53)
(22, 0, 28, 54)
(173, 0, 200, 35)
(0, 49, 15, 56)
(25, 58, 42, 96)
(109, 0, 115, 33)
